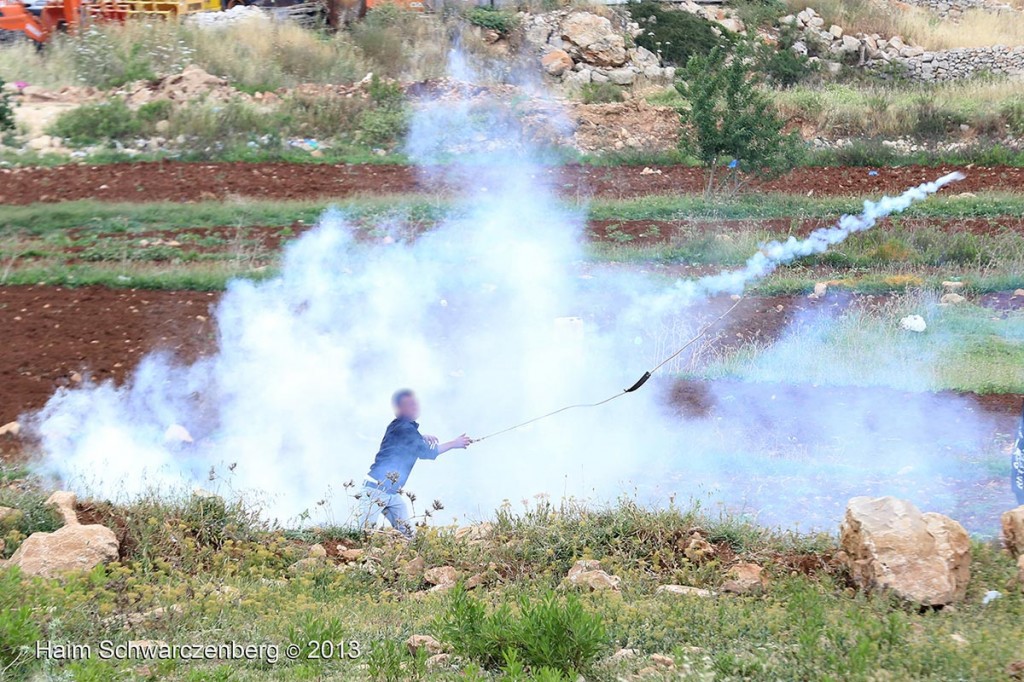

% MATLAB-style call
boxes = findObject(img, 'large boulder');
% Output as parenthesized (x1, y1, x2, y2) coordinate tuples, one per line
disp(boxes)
(3, 490, 119, 578)
(1003, 506, 1024, 557)
(561, 13, 627, 67)
(7, 524, 119, 578)
(839, 496, 970, 605)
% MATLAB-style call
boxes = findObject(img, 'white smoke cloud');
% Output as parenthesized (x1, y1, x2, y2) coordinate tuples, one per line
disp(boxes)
(30, 57, 1007, 532)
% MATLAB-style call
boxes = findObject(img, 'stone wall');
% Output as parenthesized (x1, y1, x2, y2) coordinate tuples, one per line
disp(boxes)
(892, 46, 1024, 81)
(783, 7, 1024, 82)
(897, 0, 1018, 20)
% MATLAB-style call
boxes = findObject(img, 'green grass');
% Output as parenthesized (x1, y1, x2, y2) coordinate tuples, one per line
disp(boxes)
(6, 193, 1024, 237)
(3, 493, 1022, 681)
(698, 292, 1024, 393)
(3, 195, 1024, 295)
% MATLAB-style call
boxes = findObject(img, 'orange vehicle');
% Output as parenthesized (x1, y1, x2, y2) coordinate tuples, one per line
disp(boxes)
(0, 0, 82, 42)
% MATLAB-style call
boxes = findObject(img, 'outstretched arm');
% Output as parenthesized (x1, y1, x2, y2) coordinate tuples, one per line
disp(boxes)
(437, 433, 472, 455)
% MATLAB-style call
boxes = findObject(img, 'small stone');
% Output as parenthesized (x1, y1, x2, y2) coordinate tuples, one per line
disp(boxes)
(656, 584, 715, 598)
(1013, 289, 1024, 298)
(405, 634, 442, 656)
(650, 653, 675, 668)
(940, 293, 965, 305)
(721, 562, 767, 595)
(829, 24, 843, 38)
(609, 648, 639, 662)
(812, 282, 828, 298)
(565, 559, 620, 591)
(941, 281, 965, 291)
(606, 68, 636, 86)
(900, 315, 927, 333)
(0, 421, 20, 437)
(541, 49, 574, 77)
(424, 565, 458, 587)
(308, 543, 327, 558)
(426, 653, 451, 669)
(163, 424, 193, 444)
(402, 555, 425, 579)
(684, 534, 715, 562)
(339, 548, 364, 562)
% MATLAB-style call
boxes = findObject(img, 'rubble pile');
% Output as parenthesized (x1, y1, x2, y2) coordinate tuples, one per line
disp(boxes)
(119, 65, 250, 108)
(402, 77, 678, 153)
(522, 10, 675, 89)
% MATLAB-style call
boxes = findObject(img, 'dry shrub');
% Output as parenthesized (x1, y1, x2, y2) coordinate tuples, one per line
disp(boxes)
(773, 80, 1024, 137)
(351, 6, 448, 80)
(186, 18, 367, 89)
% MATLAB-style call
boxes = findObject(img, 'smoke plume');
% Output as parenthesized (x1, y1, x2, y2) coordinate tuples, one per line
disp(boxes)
(30, 63, 1007, 533)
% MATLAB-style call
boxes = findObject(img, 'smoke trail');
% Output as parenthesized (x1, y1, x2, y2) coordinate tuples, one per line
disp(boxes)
(655, 172, 965, 308)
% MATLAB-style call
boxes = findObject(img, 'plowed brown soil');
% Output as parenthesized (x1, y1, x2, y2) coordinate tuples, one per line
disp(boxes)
(1, 286, 1020, 430)
(1, 163, 1021, 205)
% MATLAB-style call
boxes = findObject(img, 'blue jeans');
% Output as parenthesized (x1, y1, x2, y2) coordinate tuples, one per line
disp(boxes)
(358, 485, 412, 536)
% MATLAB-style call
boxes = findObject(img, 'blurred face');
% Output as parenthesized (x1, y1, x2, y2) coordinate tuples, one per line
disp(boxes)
(395, 394, 420, 421)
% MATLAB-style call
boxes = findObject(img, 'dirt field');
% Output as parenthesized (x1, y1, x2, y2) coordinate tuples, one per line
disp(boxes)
(2, 285, 1020, 428)
(2, 162, 1020, 204)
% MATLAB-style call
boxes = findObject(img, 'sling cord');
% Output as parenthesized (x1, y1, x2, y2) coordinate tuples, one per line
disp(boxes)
(472, 297, 744, 442)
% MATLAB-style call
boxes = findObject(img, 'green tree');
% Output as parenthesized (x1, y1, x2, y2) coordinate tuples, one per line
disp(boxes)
(676, 47, 801, 197)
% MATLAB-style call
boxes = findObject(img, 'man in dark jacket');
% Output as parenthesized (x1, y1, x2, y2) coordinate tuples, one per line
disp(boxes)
(358, 389, 472, 536)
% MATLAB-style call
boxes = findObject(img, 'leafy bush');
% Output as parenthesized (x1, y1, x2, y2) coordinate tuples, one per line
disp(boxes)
(580, 82, 625, 104)
(357, 76, 408, 148)
(913, 94, 968, 137)
(677, 46, 801, 196)
(49, 99, 141, 144)
(136, 99, 173, 124)
(464, 7, 518, 34)
(367, 639, 427, 682)
(1001, 97, 1024, 135)
(435, 585, 607, 676)
(732, 0, 788, 29)
(629, 1, 724, 67)
(0, 78, 14, 132)
(759, 29, 816, 88)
